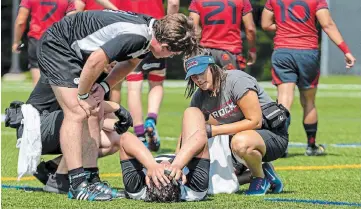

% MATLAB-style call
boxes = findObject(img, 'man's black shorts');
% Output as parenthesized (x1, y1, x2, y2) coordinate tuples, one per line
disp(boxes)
(17, 110, 63, 155)
(28, 37, 39, 69)
(37, 32, 83, 88)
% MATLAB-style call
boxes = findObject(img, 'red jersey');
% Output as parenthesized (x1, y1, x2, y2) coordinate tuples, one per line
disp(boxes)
(81, 0, 120, 10)
(20, 0, 75, 40)
(265, 0, 328, 49)
(189, 0, 253, 54)
(117, 0, 165, 19)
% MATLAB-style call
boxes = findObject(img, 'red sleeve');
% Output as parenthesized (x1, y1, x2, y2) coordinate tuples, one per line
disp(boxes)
(264, 0, 273, 11)
(242, 0, 253, 16)
(19, 0, 31, 9)
(317, 0, 329, 11)
(188, 0, 199, 14)
(66, 0, 76, 13)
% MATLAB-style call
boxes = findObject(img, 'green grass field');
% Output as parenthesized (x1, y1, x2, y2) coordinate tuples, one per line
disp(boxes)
(1, 76, 361, 208)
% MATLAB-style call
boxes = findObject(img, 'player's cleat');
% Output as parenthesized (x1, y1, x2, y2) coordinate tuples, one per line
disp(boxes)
(68, 181, 112, 201)
(305, 144, 326, 156)
(144, 118, 160, 152)
(245, 177, 270, 196)
(138, 135, 148, 147)
(93, 181, 126, 199)
(262, 162, 283, 193)
(34, 160, 58, 185)
(43, 174, 69, 194)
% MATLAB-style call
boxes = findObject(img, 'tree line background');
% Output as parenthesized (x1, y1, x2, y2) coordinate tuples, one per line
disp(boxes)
(1, 0, 274, 80)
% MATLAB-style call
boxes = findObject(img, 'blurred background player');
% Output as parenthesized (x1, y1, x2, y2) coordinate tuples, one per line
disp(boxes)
(12, 0, 76, 86)
(188, 0, 257, 71)
(118, 0, 180, 152)
(75, 0, 118, 11)
(261, 0, 356, 157)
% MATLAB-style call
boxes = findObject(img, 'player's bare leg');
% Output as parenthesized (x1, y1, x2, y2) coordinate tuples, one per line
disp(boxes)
(145, 69, 165, 152)
(127, 74, 147, 145)
(276, 82, 296, 157)
(110, 82, 122, 104)
(30, 68, 40, 86)
(300, 88, 325, 156)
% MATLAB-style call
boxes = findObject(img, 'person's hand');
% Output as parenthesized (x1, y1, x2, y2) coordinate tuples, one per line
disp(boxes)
(247, 51, 257, 66)
(145, 163, 170, 189)
(91, 83, 105, 104)
(78, 94, 98, 117)
(345, 53, 356, 69)
(12, 43, 21, 54)
(166, 164, 187, 185)
(113, 106, 133, 134)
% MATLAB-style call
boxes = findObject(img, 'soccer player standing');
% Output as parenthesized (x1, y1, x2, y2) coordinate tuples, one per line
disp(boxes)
(262, 0, 356, 156)
(118, 0, 180, 152)
(189, 0, 257, 70)
(12, 0, 76, 86)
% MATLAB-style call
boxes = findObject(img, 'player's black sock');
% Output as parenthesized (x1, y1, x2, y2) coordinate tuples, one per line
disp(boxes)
(303, 122, 317, 148)
(85, 167, 100, 184)
(56, 173, 69, 181)
(68, 167, 87, 189)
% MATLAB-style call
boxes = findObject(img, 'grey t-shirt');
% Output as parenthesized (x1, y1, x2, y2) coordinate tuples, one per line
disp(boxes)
(190, 70, 274, 124)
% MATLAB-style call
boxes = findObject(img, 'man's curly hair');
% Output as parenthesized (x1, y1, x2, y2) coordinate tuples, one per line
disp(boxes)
(145, 175, 181, 203)
(153, 13, 198, 55)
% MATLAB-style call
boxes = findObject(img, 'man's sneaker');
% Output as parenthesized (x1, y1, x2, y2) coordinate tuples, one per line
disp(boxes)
(34, 160, 58, 185)
(68, 181, 112, 201)
(305, 144, 326, 156)
(262, 162, 283, 193)
(144, 118, 160, 152)
(93, 181, 126, 199)
(43, 174, 69, 194)
(245, 177, 270, 196)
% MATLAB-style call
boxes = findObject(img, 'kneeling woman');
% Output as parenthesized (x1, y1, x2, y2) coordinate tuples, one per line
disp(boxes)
(184, 49, 289, 195)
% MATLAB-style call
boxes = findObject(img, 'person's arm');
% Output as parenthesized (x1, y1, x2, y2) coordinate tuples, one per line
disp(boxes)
(75, 0, 85, 11)
(77, 49, 109, 96)
(261, 9, 276, 32)
(104, 58, 141, 89)
(167, 0, 179, 15)
(12, 7, 30, 53)
(316, 9, 356, 68)
(189, 12, 202, 40)
(211, 91, 263, 136)
(95, 0, 118, 10)
(242, 12, 257, 65)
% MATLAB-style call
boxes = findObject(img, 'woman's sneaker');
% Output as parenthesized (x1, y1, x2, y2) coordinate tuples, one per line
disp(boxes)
(262, 162, 284, 193)
(144, 118, 160, 152)
(245, 177, 270, 196)
(68, 181, 112, 201)
(43, 174, 69, 194)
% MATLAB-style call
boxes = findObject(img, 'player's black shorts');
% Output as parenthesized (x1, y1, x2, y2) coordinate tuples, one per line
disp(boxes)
(230, 125, 288, 162)
(37, 31, 84, 88)
(17, 110, 63, 155)
(121, 157, 210, 199)
(27, 37, 39, 69)
(135, 53, 166, 73)
(207, 48, 246, 70)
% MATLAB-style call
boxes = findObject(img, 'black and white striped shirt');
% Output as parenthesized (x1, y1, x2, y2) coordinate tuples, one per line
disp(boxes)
(47, 10, 154, 62)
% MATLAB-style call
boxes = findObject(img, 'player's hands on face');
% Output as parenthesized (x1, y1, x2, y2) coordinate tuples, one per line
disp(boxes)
(78, 95, 98, 117)
(145, 163, 171, 189)
(247, 51, 257, 66)
(91, 83, 105, 104)
(12, 43, 21, 54)
(345, 53, 356, 69)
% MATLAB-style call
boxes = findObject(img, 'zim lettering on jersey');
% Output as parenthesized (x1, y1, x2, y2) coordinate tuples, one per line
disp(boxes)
(103, 9, 138, 17)
(208, 99, 239, 119)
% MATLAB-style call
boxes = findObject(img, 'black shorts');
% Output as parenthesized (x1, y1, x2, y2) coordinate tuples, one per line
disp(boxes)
(37, 32, 84, 88)
(135, 53, 166, 73)
(256, 125, 288, 162)
(17, 110, 63, 155)
(207, 48, 246, 70)
(28, 37, 39, 69)
(121, 157, 209, 200)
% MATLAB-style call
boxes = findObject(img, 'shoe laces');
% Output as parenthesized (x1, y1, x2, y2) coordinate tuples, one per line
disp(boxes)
(250, 177, 264, 191)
